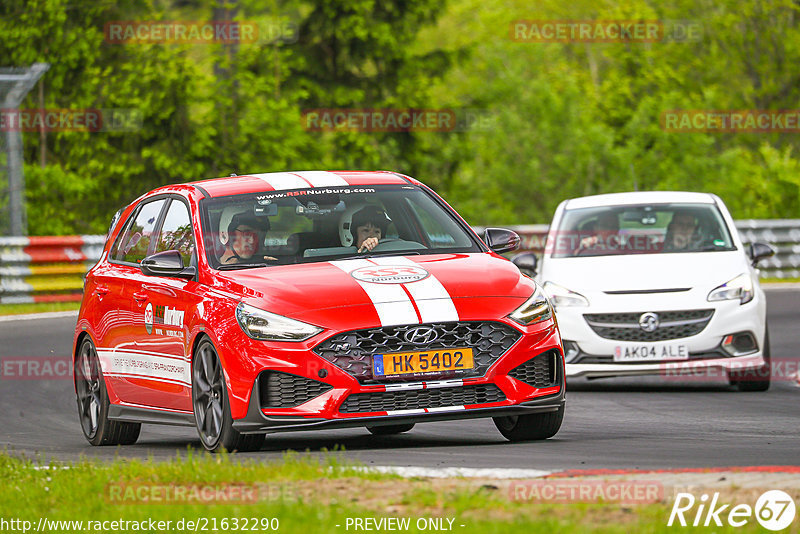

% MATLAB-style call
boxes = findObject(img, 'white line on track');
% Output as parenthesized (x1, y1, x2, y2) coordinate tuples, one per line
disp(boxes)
(353, 466, 553, 479)
(0, 310, 79, 322)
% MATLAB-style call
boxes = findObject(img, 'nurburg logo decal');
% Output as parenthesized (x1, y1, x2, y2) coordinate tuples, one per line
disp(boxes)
(350, 265, 429, 284)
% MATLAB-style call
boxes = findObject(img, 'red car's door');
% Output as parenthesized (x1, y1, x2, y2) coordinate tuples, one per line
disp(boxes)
(126, 197, 201, 412)
(98, 197, 169, 407)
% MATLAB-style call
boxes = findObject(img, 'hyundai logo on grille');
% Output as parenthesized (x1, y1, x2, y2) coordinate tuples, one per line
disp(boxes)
(404, 326, 439, 345)
(638, 312, 660, 332)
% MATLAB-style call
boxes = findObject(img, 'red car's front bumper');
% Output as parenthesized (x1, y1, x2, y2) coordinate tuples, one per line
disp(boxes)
(218, 319, 564, 434)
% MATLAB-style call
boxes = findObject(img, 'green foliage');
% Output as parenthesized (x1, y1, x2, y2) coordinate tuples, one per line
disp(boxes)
(2, 0, 800, 234)
(426, 0, 800, 223)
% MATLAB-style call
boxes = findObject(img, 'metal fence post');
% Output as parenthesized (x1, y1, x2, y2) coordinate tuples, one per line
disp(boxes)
(0, 63, 50, 236)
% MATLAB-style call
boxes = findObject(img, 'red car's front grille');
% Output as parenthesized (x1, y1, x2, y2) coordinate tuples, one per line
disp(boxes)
(314, 321, 521, 384)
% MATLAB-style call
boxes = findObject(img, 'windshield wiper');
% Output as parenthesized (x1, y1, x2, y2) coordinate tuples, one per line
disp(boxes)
(696, 244, 735, 252)
(217, 262, 270, 270)
(335, 251, 422, 261)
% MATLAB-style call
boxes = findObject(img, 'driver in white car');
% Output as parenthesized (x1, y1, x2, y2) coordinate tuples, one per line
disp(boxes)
(663, 211, 699, 251)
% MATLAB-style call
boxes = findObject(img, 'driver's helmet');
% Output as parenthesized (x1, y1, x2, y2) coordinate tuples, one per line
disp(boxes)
(338, 204, 392, 246)
(218, 205, 270, 246)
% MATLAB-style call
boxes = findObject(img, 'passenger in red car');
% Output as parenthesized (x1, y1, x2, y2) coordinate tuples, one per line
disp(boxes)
(351, 206, 392, 253)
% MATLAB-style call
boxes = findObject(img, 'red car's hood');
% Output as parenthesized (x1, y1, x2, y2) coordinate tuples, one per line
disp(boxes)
(214, 253, 533, 328)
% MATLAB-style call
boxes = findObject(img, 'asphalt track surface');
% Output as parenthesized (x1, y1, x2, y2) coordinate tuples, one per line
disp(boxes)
(1, 288, 798, 470)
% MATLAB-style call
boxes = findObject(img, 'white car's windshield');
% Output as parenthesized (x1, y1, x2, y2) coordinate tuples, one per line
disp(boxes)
(550, 203, 736, 258)
(200, 185, 480, 268)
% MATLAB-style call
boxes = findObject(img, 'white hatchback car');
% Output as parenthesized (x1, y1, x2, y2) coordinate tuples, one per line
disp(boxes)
(517, 192, 775, 391)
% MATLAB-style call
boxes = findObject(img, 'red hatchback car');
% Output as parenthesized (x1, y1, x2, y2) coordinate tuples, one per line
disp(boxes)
(73, 171, 565, 451)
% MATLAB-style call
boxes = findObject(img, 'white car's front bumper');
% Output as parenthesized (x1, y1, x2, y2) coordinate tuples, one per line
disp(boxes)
(557, 291, 767, 380)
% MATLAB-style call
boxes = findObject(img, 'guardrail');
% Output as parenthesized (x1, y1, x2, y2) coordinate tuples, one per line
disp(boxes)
(735, 219, 800, 279)
(0, 236, 104, 304)
(1, 220, 797, 304)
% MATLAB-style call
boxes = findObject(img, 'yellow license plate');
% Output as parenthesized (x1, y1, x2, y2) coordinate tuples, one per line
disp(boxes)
(373, 348, 474, 376)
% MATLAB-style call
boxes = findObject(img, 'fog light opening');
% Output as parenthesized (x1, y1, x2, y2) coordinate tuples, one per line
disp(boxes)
(721, 332, 758, 356)
(563, 340, 581, 363)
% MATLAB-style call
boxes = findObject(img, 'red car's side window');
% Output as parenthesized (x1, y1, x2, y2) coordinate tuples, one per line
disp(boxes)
(153, 200, 196, 267)
(110, 199, 167, 264)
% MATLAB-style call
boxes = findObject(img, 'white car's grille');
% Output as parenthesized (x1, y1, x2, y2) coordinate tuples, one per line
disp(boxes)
(584, 309, 714, 341)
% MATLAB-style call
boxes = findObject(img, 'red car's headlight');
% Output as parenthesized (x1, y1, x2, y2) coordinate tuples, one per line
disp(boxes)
(508, 283, 553, 326)
(235, 302, 323, 341)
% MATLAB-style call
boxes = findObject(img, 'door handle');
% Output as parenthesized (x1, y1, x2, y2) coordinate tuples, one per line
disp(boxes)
(132, 292, 148, 305)
(94, 286, 110, 298)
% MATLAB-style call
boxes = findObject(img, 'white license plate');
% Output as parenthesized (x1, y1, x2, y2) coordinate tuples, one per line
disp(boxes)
(613, 343, 689, 362)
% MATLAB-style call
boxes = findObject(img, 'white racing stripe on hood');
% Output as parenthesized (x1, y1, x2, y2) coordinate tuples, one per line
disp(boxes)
(371, 256, 459, 322)
(293, 170, 349, 187)
(330, 259, 419, 326)
(250, 172, 311, 190)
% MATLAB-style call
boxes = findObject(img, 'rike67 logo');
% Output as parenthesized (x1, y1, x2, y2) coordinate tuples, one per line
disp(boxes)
(668, 490, 796, 530)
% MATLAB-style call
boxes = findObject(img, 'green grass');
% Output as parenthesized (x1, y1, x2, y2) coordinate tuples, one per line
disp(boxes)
(0, 301, 80, 316)
(0, 452, 773, 533)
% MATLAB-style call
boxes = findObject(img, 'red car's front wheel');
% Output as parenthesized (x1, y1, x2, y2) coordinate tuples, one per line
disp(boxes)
(192, 338, 264, 452)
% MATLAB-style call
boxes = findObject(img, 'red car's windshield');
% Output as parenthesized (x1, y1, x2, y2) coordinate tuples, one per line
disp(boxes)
(200, 185, 481, 268)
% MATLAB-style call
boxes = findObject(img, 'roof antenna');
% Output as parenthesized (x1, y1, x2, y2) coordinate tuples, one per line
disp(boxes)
(229, 172, 238, 177)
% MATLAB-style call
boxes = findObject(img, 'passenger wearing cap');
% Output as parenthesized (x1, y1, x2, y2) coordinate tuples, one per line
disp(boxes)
(341, 205, 392, 253)
(218, 206, 274, 264)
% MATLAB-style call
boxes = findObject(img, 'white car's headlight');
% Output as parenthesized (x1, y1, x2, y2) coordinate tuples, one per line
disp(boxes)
(235, 302, 323, 341)
(509, 284, 553, 326)
(707, 273, 754, 305)
(542, 281, 590, 308)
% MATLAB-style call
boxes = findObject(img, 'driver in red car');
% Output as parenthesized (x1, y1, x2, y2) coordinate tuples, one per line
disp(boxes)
(218, 207, 273, 264)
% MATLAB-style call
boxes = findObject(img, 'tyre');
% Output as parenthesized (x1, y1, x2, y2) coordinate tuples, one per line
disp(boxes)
(728, 329, 771, 392)
(366, 423, 415, 435)
(192, 338, 265, 452)
(493, 405, 564, 441)
(74, 337, 141, 446)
